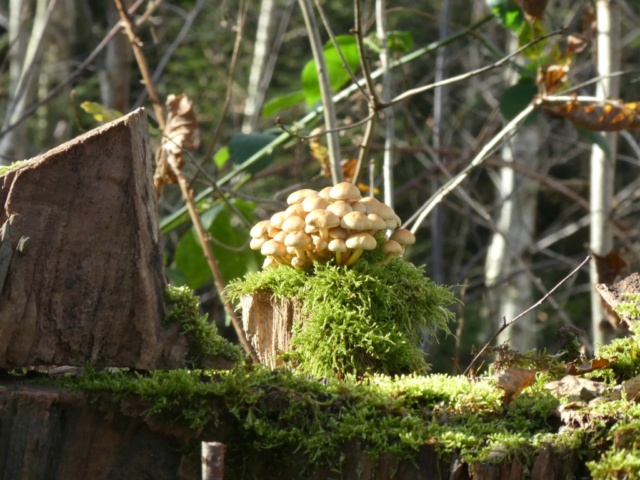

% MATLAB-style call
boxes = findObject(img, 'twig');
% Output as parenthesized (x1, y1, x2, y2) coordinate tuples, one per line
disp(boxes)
(376, 0, 394, 208)
(298, 0, 343, 183)
(113, 0, 257, 361)
(463, 254, 591, 377)
(387, 28, 565, 107)
(353, 0, 381, 108)
(407, 102, 536, 234)
(202, 0, 249, 165)
(275, 112, 375, 139)
(113, 0, 165, 129)
(160, 14, 494, 232)
(0, 0, 151, 140)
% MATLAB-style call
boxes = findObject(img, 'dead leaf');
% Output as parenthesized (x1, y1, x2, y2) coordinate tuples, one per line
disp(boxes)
(537, 63, 570, 94)
(545, 375, 608, 401)
(541, 98, 640, 131)
(496, 368, 536, 405)
(565, 34, 590, 57)
(155, 93, 200, 195)
(513, 0, 548, 21)
(564, 358, 611, 376)
(596, 272, 640, 328)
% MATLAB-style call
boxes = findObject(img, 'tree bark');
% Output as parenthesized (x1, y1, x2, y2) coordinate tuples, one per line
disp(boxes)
(0, 109, 187, 369)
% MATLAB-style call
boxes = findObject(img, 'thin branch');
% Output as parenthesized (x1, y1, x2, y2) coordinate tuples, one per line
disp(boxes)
(275, 112, 375, 139)
(114, 0, 165, 129)
(160, 14, 494, 232)
(203, 0, 249, 164)
(407, 102, 536, 234)
(463, 254, 591, 377)
(353, 113, 376, 186)
(0, 0, 151, 140)
(298, 0, 343, 183)
(387, 28, 565, 107)
(114, 0, 257, 361)
(353, 0, 381, 108)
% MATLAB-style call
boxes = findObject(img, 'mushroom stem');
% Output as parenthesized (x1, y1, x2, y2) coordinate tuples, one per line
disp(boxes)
(344, 248, 363, 266)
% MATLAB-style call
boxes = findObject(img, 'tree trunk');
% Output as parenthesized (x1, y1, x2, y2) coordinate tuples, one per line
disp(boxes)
(590, 0, 621, 347)
(0, 109, 187, 369)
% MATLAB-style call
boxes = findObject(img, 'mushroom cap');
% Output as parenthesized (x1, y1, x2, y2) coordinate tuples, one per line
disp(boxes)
(328, 238, 347, 252)
(313, 236, 328, 251)
(284, 231, 312, 248)
(318, 186, 333, 201)
(361, 197, 395, 220)
(250, 219, 271, 238)
(272, 230, 286, 243)
(261, 239, 286, 257)
(327, 200, 352, 217)
(287, 188, 318, 205)
(328, 226, 349, 239)
(329, 182, 362, 202)
(390, 228, 416, 245)
(305, 209, 340, 229)
(345, 232, 377, 250)
(282, 215, 306, 233)
(341, 211, 371, 231)
(302, 195, 330, 213)
(350, 201, 367, 213)
(367, 213, 387, 231)
(250, 237, 268, 251)
(270, 211, 286, 229)
(382, 239, 403, 255)
(284, 204, 306, 219)
(385, 219, 398, 230)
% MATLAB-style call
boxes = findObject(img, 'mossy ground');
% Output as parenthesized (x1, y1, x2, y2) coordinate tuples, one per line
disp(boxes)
(227, 257, 456, 377)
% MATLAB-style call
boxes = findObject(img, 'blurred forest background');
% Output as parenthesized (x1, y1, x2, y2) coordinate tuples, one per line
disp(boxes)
(1, 0, 639, 373)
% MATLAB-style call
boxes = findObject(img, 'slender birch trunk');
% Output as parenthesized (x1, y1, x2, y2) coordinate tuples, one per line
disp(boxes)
(590, 0, 621, 347)
(484, 37, 540, 352)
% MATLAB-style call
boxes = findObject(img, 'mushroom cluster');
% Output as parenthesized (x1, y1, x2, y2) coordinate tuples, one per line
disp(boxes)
(250, 182, 416, 270)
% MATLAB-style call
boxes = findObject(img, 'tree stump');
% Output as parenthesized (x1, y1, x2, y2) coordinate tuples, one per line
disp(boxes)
(0, 109, 187, 369)
(240, 291, 298, 368)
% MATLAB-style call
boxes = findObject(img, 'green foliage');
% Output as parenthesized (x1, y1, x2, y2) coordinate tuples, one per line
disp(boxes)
(173, 200, 261, 289)
(499, 79, 539, 121)
(486, 0, 526, 35)
(365, 31, 415, 54)
(596, 335, 640, 383)
(228, 258, 456, 377)
(228, 132, 279, 174)
(301, 35, 360, 107)
(164, 284, 243, 366)
(262, 91, 306, 118)
(79, 101, 122, 123)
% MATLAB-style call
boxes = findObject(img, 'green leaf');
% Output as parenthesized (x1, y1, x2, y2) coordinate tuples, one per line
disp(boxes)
(486, 0, 526, 35)
(387, 31, 414, 53)
(499, 79, 538, 121)
(80, 101, 122, 123)
(173, 200, 262, 289)
(228, 133, 279, 175)
(301, 35, 361, 107)
(577, 128, 611, 159)
(213, 146, 230, 169)
(262, 91, 306, 118)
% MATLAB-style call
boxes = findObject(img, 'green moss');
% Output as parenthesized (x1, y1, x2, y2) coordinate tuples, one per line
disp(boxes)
(616, 293, 640, 322)
(227, 259, 456, 377)
(58, 365, 599, 477)
(0, 160, 29, 176)
(594, 335, 640, 383)
(165, 284, 243, 367)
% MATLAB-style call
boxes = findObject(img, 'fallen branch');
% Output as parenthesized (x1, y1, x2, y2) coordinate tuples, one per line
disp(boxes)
(463, 254, 590, 377)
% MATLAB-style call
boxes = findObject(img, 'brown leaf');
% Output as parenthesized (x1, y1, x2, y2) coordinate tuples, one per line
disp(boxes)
(565, 34, 590, 57)
(497, 368, 536, 406)
(592, 248, 631, 285)
(537, 63, 570, 94)
(162, 93, 200, 166)
(155, 94, 200, 196)
(545, 375, 608, 401)
(596, 272, 640, 328)
(513, 0, 549, 21)
(541, 97, 640, 131)
(564, 357, 611, 375)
